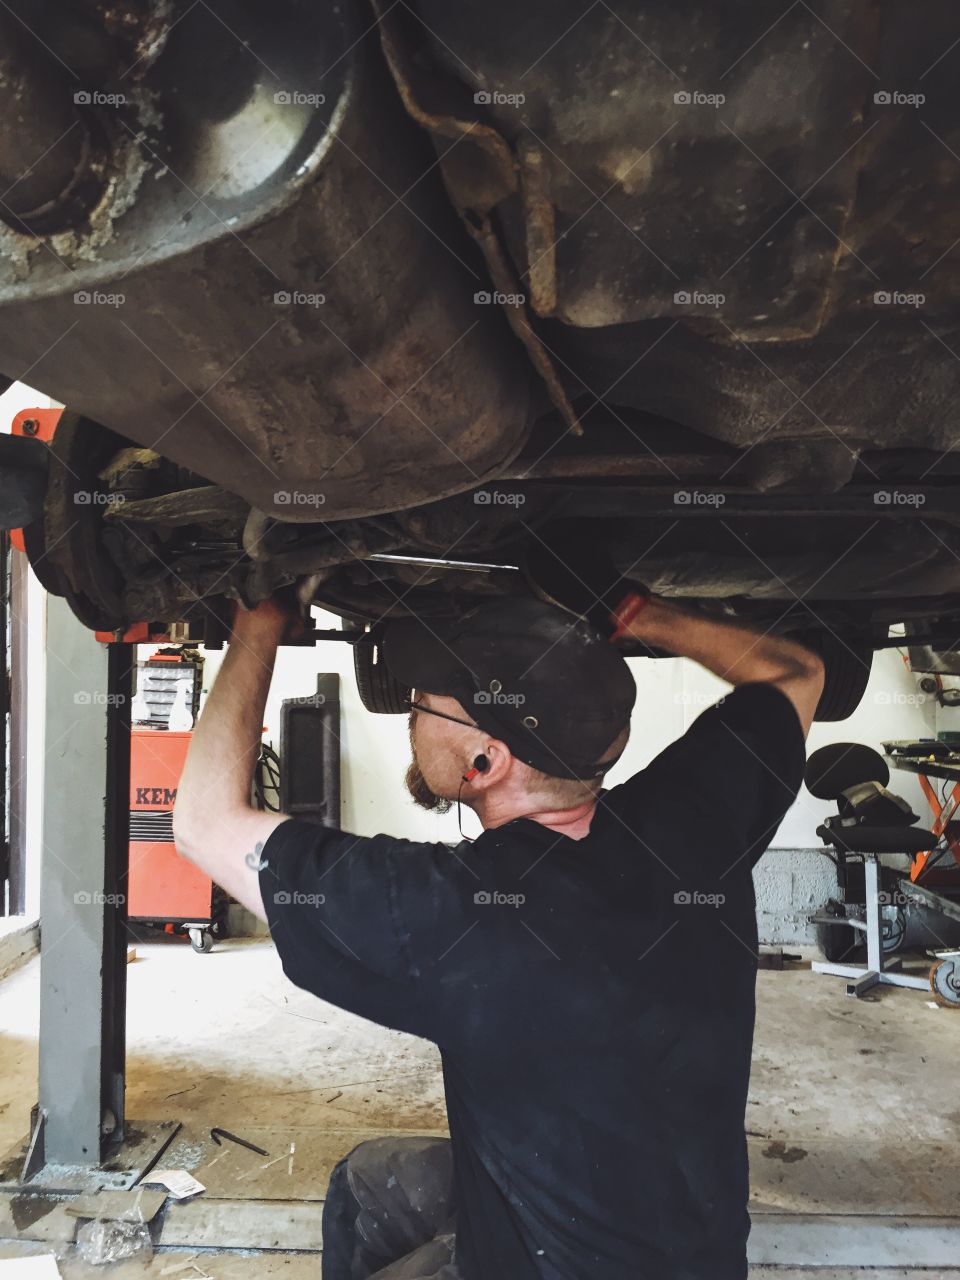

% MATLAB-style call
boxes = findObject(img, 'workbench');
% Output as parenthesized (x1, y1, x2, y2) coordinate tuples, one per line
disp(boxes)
(883, 742, 960, 881)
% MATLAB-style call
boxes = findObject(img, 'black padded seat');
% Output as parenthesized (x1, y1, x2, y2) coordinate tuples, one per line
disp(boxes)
(816, 823, 938, 855)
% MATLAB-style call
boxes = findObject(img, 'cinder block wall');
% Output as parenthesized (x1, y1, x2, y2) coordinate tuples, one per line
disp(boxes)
(753, 850, 840, 946)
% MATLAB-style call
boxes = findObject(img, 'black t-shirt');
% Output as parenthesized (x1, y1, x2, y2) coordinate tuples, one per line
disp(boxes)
(258, 682, 806, 1280)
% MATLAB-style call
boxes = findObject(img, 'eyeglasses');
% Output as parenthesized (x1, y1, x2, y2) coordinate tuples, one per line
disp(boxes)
(405, 697, 479, 731)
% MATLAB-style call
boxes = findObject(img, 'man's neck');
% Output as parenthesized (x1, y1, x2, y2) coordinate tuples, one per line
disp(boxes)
(478, 797, 598, 841)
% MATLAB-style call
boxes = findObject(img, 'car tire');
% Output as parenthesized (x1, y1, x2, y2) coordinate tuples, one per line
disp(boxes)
(797, 631, 873, 721)
(353, 635, 410, 714)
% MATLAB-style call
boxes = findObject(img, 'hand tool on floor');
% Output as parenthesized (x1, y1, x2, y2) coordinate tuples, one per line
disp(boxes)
(209, 1128, 269, 1157)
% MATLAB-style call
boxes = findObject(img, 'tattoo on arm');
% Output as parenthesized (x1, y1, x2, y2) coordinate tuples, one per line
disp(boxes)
(245, 840, 267, 872)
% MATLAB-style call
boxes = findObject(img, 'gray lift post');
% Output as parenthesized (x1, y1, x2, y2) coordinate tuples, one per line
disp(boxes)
(36, 593, 130, 1168)
(4, 592, 177, 1188)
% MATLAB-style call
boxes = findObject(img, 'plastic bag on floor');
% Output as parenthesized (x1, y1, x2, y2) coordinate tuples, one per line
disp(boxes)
(76, 1217, 154, 1265)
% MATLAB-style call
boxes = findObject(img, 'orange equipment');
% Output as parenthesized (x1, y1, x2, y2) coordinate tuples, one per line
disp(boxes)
(127, 727, 217, 952)
(909, 765, 960, 882)
(8, 406, 62, 551)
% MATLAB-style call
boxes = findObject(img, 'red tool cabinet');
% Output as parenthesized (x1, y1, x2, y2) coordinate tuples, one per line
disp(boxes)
(127, 728, 217, 952)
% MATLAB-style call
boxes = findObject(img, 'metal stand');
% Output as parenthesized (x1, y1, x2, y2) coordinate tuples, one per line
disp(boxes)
(6, 542, 29, 915)
(280, 672, 341, 826)
(812, 854, 930, 997)
(0, 593, 177, 1191)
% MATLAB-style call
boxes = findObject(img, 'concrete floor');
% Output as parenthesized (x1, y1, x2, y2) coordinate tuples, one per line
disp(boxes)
(2, 935, 960, 1275)
(0, 1247, 953, 1280)
(0, 936, 445, 1158)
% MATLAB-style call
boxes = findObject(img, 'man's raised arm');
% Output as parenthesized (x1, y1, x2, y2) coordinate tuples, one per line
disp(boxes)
(172, 600, 296, 921)
(621, 597, 826, 736)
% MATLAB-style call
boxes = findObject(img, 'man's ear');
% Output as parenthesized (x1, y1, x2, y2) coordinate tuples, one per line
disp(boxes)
(473, 737, 512, 786)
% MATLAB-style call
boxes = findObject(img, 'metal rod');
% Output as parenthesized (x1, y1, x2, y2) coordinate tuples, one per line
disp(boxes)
(368, 553, 519, 573)
(103, 643, 132, 1145)
(865, 855, 882, 976)
(7, 538, 27, 915)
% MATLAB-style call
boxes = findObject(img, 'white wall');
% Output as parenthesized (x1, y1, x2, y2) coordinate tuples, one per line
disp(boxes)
(1, 381, 56, 920)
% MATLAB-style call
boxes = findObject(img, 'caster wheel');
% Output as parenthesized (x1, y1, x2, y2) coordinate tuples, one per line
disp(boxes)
(189, 928, 214, 954)
(929, 957, 960, 1007)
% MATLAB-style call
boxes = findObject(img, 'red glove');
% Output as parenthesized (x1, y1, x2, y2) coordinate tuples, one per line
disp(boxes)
(608, 589, 651, 643)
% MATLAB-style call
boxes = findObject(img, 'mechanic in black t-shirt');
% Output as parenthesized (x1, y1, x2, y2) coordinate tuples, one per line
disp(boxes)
(173, 586, 824, 1280)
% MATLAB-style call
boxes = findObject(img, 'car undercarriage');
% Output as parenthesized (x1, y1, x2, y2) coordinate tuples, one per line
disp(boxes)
(1, 0, 959, 719)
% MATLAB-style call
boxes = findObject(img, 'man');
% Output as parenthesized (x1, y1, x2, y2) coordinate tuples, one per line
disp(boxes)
(173, 587, 824, 1280)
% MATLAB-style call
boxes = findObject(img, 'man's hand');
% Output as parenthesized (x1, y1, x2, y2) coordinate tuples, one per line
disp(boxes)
(232, 589, 306, 646)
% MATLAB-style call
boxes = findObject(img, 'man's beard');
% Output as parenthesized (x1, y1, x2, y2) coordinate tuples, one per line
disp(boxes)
(405, 714, 452, 813)
(404, 758, 453, 813)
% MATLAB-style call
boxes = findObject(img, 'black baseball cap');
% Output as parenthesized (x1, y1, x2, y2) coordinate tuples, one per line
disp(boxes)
(381, 598, 636, 780)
